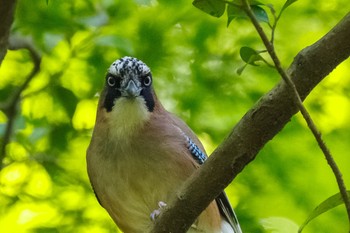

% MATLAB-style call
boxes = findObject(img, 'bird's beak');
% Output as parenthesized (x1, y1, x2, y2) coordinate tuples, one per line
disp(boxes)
(122, 79, 142, 97)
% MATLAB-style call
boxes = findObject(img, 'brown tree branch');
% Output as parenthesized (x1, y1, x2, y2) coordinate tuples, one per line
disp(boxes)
(240, 0, 350, 225)
(0, 0, 17, 66)
(0, 36, 41, 169)
(150, 12, 350, 233)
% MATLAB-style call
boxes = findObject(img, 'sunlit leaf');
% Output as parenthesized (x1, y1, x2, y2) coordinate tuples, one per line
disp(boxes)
(24, 163, 52, 198)
(22, 92, 53, 120)
(192, 0, 226, 17)
(298, 191, 350, 232)
(260, 217, 299, 233)
(0, 162, 30, 196)
(72, 99, 97, 130)
(281, 0, 298, 13)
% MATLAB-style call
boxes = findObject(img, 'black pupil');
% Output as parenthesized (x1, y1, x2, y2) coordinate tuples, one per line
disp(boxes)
(108, 77, 115, 87)
(144, 76, 151, 86)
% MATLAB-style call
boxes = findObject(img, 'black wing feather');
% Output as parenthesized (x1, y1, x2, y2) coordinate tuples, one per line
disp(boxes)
(185, 134, 242, 233)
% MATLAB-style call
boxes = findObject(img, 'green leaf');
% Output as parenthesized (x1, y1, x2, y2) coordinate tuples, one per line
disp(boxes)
(281, 0, 298, 13)
(298, 191, 350, 233)
(240, 46, 264, 66)
(192, 0, 226, 18)
(50, 124, 71, 150)
(227, 4, 245, 27)
(260, 217, 299, 233)
(251, 5, 269, 23)
(227, 4, 269, 26)
(236, 63, 248, 75)
(52, 86, 78, 119)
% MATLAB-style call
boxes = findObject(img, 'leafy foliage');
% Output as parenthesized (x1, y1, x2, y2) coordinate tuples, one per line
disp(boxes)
(281, 0, 298, 14)
(299, 191, 350, 232)
(0, 0, 350, 232)
(193, 0, 300, 73)
(192, 0, 226, 17)
(237, 46, 273, 75)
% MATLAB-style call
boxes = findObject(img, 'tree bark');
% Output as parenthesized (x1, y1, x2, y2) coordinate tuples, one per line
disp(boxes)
(150, 12, 350, 233)
(0, 0, 17, 65)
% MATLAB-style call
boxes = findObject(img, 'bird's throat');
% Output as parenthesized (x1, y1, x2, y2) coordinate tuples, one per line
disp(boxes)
(107, 97, 151, 142)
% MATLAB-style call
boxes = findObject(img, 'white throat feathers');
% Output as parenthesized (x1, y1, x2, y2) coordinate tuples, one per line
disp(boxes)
(107, 96, 151, 143)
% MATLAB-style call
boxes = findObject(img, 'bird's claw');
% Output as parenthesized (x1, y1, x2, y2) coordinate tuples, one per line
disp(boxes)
(150, 201, 167, 221)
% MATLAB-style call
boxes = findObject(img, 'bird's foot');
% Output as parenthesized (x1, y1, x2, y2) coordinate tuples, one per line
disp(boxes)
(150, 201, 167, 221)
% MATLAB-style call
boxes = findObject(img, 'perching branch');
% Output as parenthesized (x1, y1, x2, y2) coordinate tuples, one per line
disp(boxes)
(240, 0, 350, 225)
(0, 36, 41, 169)
(150, 12, 350, 233)
(0, 0, 17, 66)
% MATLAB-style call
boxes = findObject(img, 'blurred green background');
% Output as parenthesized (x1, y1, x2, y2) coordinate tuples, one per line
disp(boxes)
(1, 0, 349, 232)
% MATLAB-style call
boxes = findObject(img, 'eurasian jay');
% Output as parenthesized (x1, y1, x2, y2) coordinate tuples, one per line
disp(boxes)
(87, 56, 242, 233)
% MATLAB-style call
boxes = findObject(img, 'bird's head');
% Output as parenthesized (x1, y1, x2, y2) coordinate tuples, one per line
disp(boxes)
(103, 56, 155, 113)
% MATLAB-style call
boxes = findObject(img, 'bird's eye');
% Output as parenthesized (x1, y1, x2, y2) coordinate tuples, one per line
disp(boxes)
(143, 76, 152, 87)
(107, 76, 116, 87)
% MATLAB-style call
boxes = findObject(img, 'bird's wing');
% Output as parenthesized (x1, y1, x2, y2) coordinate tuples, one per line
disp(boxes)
(169, 112, 242, 233)
(216, 192, 242, 233)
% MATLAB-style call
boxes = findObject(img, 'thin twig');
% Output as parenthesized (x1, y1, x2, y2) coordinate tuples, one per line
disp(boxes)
(0, 36, 41, 169)
(240, 0, 350, 226)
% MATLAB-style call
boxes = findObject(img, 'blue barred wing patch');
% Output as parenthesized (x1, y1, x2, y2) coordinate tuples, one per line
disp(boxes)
(185, 136, 207, 165)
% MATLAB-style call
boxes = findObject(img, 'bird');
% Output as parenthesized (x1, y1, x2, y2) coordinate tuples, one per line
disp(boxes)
(86, 56, 242, 233)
